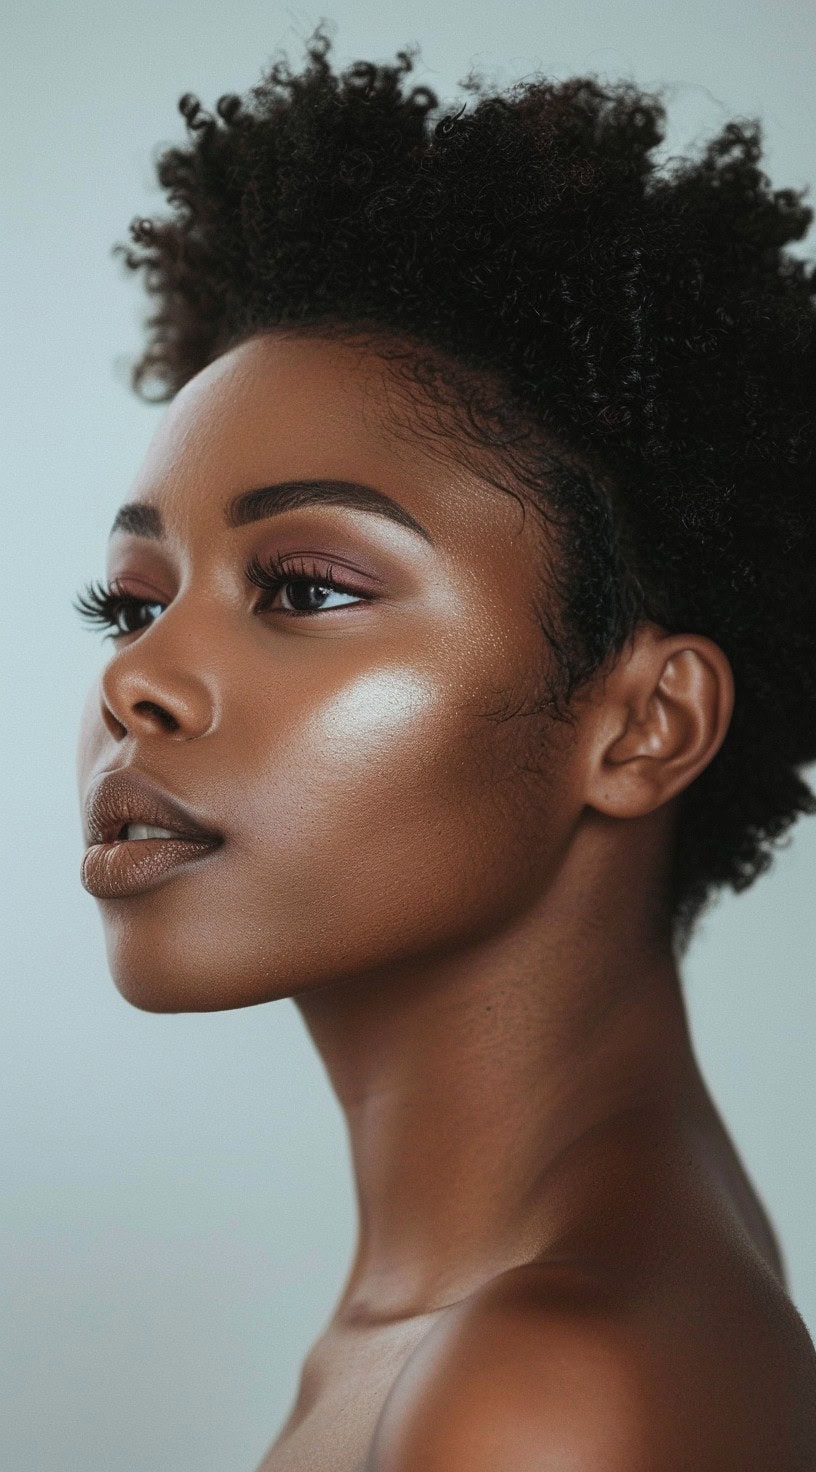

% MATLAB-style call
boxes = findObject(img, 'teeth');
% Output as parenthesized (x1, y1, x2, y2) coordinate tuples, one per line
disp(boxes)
(122, 823, 184, 841)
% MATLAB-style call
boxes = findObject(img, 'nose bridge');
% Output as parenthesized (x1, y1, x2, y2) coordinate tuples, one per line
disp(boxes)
(100, 587, 221, 739)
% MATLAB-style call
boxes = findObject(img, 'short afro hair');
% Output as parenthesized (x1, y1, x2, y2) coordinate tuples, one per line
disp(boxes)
(114, 25, 816, 957)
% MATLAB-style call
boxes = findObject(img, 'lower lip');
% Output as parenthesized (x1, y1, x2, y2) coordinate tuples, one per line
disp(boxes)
(81, 836, 222, 899)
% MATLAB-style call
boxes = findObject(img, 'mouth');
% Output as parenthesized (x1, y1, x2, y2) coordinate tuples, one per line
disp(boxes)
(109, 822, 217, 844)
(81, 768, 225, 898)
(85, 768, 223, 850)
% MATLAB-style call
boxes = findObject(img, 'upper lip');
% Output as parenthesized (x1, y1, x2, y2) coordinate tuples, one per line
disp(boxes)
(84, 768, 223, 847)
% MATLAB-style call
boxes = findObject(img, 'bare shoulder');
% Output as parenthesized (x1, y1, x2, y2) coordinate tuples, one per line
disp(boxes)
(365, 1259, 816, 1472)
(365, 1265, 657, 1472)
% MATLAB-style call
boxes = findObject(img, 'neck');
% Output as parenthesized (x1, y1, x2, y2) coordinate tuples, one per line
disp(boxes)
(294, 831, 705, 1327)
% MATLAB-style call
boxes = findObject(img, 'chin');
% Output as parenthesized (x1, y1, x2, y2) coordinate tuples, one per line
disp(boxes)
(102, 927, 289, 1014)
(110, 969, 286, 1014)
(109, 960, 224, 1014)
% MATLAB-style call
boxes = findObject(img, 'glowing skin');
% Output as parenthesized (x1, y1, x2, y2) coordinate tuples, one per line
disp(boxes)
(76, 333, 814, 1469)
(78, 336, 583, 1011)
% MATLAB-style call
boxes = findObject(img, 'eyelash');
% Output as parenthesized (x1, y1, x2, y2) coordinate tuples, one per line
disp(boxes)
(72, 552, 372, 639)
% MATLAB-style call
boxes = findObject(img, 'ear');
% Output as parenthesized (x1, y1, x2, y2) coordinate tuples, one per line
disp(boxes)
(583, 623, 735, 820)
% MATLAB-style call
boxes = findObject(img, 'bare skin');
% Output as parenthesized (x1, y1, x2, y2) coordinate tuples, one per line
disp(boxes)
(77, 332, 816, 1469)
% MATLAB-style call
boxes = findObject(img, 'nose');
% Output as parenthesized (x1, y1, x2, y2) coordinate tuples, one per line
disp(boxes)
(98, 625, 217, 743)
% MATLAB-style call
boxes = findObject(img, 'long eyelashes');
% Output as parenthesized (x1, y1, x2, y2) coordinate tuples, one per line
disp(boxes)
(72, 580, 163, 638)
(73, 553, 372, 638)
(244, 550, 369, 612)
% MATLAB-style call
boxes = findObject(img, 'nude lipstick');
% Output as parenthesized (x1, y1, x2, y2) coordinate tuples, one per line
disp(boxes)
(81, 768, 223, 899)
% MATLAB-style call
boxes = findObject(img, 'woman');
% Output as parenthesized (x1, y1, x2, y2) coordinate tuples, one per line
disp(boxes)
(74, 28, 816, 1469)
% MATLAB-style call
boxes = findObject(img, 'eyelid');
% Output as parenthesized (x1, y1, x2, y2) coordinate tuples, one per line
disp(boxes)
(108, 573, 169, 603)
(246, 549, 378, 592)
(247, 542, 388, 588)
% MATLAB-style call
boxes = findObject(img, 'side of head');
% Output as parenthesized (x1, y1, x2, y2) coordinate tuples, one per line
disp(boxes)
(105, 27, 816, 967)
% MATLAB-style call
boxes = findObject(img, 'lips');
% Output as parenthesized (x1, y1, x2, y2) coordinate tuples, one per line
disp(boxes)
(84, 768, 223, 849)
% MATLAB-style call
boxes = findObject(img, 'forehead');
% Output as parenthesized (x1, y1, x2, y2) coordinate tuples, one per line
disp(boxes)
(127, 331, 534, 551)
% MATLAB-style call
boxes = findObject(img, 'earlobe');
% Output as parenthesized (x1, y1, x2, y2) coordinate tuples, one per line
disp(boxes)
(586, 629, 735, 820)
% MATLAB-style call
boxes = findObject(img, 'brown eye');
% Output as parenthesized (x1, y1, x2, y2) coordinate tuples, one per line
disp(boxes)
(245, 553, 373, 618)
(73, 581, 167, 639)
(111, 595, 166, 635)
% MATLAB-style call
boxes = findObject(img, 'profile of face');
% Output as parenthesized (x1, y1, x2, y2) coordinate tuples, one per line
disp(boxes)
(76, 332, 591, 1013)
(79, 328, 736, 1013)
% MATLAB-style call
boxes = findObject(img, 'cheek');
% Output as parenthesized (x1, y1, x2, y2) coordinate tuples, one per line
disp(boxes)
(261, 660, 513, 849)
(235, 660, 496, 901)
(227, 661, 552, 981)
(291, 666, 439, 783)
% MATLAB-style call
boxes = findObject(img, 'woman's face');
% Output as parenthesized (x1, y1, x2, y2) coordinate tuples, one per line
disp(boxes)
(76, 332, 583, 1012)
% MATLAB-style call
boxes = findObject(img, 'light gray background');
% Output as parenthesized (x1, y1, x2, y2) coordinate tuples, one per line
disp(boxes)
(3, 2, 815, 1469)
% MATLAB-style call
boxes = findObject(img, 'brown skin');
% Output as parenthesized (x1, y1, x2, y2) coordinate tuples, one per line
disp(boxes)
(77, 333, 816, 1469)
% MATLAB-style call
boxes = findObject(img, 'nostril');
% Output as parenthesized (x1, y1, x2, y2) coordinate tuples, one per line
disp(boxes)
(133, 700, 178, 732)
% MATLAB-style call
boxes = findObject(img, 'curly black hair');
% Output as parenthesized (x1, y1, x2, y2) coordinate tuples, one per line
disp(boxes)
(113, 25, 816, 957)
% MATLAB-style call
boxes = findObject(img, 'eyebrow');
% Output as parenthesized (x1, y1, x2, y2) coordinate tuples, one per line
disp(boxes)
(109, 479, 433, 544)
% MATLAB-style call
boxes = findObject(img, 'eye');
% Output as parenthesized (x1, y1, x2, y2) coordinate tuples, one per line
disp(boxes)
(245, 552, 373, 617)
(72, 580, 166, 640)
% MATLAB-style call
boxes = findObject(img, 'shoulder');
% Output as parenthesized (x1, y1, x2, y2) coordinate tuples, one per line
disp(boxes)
(365, 1264, 658, 1472)
(364, 1260, 812, 1472)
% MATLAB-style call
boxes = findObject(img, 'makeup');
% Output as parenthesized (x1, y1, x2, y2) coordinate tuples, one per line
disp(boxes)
(81, 834, 221, 899)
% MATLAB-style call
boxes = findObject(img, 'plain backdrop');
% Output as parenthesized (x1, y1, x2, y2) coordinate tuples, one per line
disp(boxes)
(2, 2, 815, 1468)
